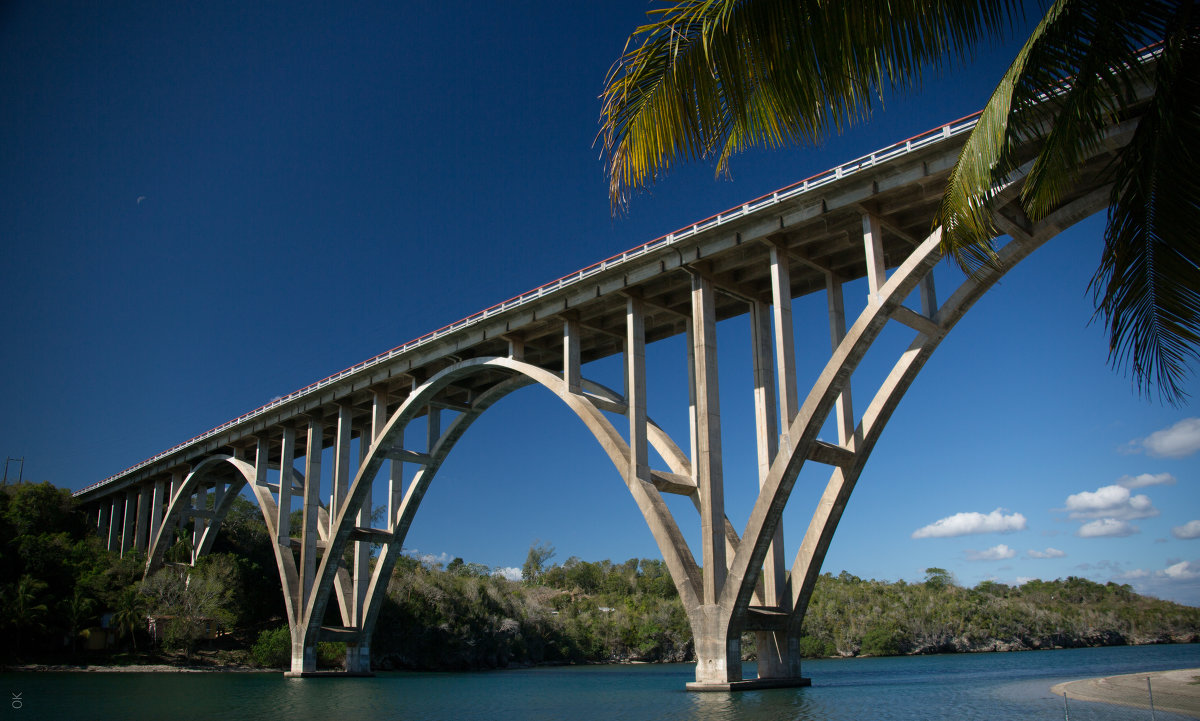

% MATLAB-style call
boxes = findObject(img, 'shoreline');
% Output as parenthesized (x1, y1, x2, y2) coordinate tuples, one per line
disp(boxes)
(1051, 668, 1200, 719)
(8, 663, 263, 673)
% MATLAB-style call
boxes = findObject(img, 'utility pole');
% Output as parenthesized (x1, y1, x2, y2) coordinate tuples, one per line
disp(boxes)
(2, 457, 24, 485)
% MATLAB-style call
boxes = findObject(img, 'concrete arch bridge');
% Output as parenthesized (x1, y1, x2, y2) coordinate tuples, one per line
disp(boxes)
(74, 95, 1145, 689)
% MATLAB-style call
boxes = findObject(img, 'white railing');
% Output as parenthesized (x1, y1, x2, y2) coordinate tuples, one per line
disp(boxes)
(78, 111, 982, 496)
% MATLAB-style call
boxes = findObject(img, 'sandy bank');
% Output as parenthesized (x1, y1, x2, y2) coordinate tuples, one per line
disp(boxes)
(1051, 668, 1200, 718)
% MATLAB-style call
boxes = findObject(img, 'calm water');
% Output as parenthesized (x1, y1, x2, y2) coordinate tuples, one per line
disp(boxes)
(3, 644, 1197, 720)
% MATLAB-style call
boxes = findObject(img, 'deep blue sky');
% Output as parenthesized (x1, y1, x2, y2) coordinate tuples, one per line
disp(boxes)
(2, 1, 1197, 604)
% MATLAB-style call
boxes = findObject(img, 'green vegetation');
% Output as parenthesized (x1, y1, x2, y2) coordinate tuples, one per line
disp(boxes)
(798, 570, 1199, 657)
(2, 480, 1196, 670)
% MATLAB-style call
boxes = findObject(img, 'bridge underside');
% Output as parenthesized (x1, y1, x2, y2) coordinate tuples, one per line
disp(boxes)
(76, 108, 1136, 688)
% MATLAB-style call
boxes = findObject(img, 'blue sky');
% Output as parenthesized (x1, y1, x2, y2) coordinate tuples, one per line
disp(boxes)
(2, 1, 1197, 605)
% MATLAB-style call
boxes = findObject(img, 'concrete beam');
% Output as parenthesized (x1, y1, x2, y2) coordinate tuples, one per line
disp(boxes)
(690, 271, 726, 604)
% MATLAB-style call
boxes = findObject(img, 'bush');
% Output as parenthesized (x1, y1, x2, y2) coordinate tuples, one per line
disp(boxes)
(860, 624, 904, 656)
(798, 635, 835, 658)
(251, 626, 290, 669)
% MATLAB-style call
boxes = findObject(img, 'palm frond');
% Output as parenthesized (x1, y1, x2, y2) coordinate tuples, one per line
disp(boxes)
(599, 0, 1021, 211)
(939, 0, 1175, 273)
(1090, 10, 1200, 404)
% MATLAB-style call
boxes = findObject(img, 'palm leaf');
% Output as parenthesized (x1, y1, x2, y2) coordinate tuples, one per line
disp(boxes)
(599, 0, 1021, 210)
(939, 0, 1196, 401)
(1090, 11, 1200, 404)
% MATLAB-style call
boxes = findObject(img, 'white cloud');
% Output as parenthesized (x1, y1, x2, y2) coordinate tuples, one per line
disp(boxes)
(1172, 520, 1200, 540)
(1115, 560, 1200, 605)
(1116, 472, 1176, 489)
(403, 548, 451, 568)
(493, 566, 522, 581)
(1027, 547, 1066, 559)
(966, 544, 1016, 561)
(1077, 518, 1139, 538)
(1163, 561, 1200, 580)
(912, 509, 1027, 539)
(1063, 485, 1158, 521)
(1171, 520, 1200, 537)
(1136, 418, 1200, 458)
(1016, 576, 1037, 585)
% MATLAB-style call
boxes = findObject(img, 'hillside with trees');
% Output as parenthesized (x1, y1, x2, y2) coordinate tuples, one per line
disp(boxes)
(1, 481, 1196, 670)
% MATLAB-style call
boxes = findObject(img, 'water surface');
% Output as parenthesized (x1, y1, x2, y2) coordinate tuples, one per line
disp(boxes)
(3, 643, 1196, 720)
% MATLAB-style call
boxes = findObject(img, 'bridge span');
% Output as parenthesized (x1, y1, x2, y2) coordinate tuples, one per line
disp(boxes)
(74, 99, 1140, 688)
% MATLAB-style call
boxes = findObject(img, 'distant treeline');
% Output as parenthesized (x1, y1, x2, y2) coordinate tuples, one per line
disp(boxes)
(1, 481, 1196, 670)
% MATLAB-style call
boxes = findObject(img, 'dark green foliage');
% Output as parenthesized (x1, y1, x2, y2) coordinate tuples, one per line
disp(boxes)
(250, 626, 290, 668)
(798, 572, 1199, 658)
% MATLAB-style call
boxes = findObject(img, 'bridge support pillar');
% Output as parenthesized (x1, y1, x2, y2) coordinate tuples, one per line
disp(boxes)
(344, 642, 370, 673)
(754, 631, 804, 681)
(289, 629, 316, 675)
(687, 607, 741, 689)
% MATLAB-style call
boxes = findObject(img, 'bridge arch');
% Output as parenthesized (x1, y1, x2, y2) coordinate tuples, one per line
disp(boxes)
(145, 454, 254, 573)
(287, 356, 718, 672)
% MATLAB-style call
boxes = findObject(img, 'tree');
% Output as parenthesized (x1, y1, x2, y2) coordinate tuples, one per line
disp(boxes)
(111, 585, 149, 651)
(4, 574, 49, 657)
(923, 567, 956, 589)
(600, 0, 1198, 403)
(61, 586, 97, 654)
(142, 555, 236, 658)
(522, 541, 556, 585)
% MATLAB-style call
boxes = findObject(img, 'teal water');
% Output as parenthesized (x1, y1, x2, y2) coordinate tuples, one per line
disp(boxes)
(3, 644, 1197, 720)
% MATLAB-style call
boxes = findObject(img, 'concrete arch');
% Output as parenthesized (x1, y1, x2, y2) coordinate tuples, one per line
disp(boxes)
(293, 356, 709, 670)
(708, 187, 1113, 679)
(145, 454, 254, 575)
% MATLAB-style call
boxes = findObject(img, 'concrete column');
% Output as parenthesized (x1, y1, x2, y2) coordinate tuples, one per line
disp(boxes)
(626, 295, 648, 483)
(752, 299, 795, 679)
(191, 485, 206, 563)
(134, 484, 152, 551)
(690, 271, 726, 605)
(352, 421, 372, 624)
(373, 390, 401, 529)
(826, 273, 855, 447)
(170, 468, 187, 538)
(149, 479, 166, 551)
(300, 418, 323, 608)
(506, 335, 525, 361)
(563, 312, 581, 395)
(278, 426, 295, 546)
(862, 212, 886, 303)
(332, 404, 353, 529)
(121, 488, 137, 556)
(107, 497, 121, 551)
(751, 300, 786, 606)
(427, 405, 441, 454)
(920, 272, 938, 317)
(254, 436, 270, 497)
(769, 244, 799, 440)
(97, 502, 111, 540)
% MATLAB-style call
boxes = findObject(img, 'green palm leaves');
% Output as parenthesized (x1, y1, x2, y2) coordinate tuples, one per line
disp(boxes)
(938, 0, 1199, 403)
(599, 0, 1018, 208)
(599, 0, 1198, 403)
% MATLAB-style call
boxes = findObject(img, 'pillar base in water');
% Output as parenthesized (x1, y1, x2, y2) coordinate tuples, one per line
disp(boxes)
(686, 676, 811, 692)
(283, 671, 375, 678)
